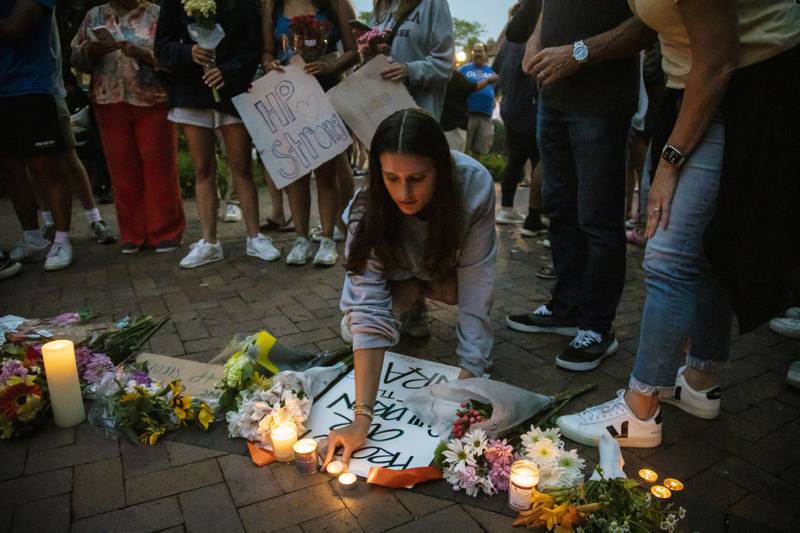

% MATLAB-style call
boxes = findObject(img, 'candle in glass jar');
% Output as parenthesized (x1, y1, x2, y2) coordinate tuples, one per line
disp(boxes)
(651, 485, 672, 499)
(293, 439, 318, 475)
(338, 472, 357, 490)
(638, 468, 658, 484)
(271, 422, 297, 462)
(663, 478, 684, 492)
(41, 340, 85, 428)
(508, 460, 539, 511)
(326, 460, 344, 477)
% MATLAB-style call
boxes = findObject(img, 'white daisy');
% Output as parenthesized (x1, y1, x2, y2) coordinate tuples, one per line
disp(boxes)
(462, 428, 488, 455)
(557, 448, 585, 472)
(442, 439, 477, 471)
(528, 438, 559, 466)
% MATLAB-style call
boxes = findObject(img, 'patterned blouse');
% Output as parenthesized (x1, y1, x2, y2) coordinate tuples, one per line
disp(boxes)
(71, 1, 167, 106)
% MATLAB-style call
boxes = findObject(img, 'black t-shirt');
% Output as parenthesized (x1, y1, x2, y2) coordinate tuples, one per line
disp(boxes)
(440, 70, 476, 131)
(540, 0, 638, 117)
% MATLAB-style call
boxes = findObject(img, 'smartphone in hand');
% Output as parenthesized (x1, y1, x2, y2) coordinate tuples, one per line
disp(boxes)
(91, 26, 115, 43)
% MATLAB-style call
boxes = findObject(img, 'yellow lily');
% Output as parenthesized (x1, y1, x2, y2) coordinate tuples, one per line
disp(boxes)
(542, 502, 570, 531)
(197, 403, 214, 430)
(251, 331, 280, 375)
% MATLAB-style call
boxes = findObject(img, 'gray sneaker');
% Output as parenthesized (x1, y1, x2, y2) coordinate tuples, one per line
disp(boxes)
(400, 300, 430, 338)
(787, 361, 800, 390)
(91, 220, 117, 244)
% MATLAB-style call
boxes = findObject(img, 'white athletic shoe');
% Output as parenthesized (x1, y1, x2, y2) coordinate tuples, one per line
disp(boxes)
(310, 225, 345, 242)
(286, 237, 313, 265)
(10, 239, 49, 263)
(246, 234, 280, 262)
(313, 237, 338, 266)
(43, 242, 73, 271)
(785, 307, 800, 319)
(769, 317, 800, 339)
(179, 239, 223, 269)
(495, 207, 525, 225)
(557, 389, 662, 448)
(658, 366, 721, 420)
(223, 203, 242, 222)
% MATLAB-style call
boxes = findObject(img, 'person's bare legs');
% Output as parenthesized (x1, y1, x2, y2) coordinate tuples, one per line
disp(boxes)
(314, 159, 338, 238)
(61, 149, 97, 210)
(28, 154, 71, 233)
(286, 175, 311, 238)
(529, 162, 543, 211)
(264, 171, 287, 225)
(334, 153, 354, 233)
(183, 125, 218, 243)
(2, 156, 39, 231)
(219, 123, 259, 237)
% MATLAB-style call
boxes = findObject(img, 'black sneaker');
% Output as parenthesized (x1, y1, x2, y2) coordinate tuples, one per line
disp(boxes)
(91, 220, 117, 244)
(555, 329, 618, 371)
(506, 303, 578, 336)
(520, 215, 548, 238)
(0, 251, 22, 281)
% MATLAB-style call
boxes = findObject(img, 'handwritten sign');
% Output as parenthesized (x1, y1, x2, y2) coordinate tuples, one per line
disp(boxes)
(327, 55, 419, 146)
(136, 353, 224, 403)
(305, 352, 460, 478)
(233, 58, 352, 189)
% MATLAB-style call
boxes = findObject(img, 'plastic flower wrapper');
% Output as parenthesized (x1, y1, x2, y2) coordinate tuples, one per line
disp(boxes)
(356, 28, 392, 64)
(183, 0, 224, 103)
(288, 15, 331, 62)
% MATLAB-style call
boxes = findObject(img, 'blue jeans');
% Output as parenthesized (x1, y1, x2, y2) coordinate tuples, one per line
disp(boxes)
(630, 120, 733, 393)
(537, 100, 629, 332)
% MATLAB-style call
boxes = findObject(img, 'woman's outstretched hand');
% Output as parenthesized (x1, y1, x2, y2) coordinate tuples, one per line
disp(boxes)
(323, 416, 371, 470)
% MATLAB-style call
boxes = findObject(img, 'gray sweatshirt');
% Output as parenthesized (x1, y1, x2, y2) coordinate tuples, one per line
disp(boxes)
(373, 0, 454, 121)
(340, 151, 497, 377)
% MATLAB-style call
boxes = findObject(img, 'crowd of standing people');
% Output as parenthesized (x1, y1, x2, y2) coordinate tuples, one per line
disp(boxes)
(2, 0, 799, 458)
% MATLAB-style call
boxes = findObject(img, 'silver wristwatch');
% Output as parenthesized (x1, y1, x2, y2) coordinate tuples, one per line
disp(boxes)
(661, 143, 686, 167)
(572, 40, 589, 63)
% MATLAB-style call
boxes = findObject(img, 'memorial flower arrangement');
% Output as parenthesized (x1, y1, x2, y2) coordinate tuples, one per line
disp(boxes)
(182, 0, 224, 102)
(520, 426, 585, 490)
(439, 428, 515, 497)
(513, 476, 687, 532)
(0, 349, 47, 440)
(356, 28, 392, 64)
(226, 371, 311, 446)
(451, 400, 491, 439)
(91, 364, 213, 445)
(289, 15, 332, 62)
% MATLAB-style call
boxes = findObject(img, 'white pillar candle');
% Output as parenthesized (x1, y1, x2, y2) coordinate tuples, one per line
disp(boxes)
(508, 460, 539, 511)
(338, 472, 357, 490)
(41, 340, 85, 428)
(270, 422, 297, 462)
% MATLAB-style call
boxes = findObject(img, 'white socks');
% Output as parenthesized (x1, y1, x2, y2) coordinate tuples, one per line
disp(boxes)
(54, 231, 71, 246)
(85, 207, 102, 224)
(40, 210, 54, 226)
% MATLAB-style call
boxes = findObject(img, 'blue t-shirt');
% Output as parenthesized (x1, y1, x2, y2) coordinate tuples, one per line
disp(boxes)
(0, 0, 55, 97)
(459, 62, 496, 117)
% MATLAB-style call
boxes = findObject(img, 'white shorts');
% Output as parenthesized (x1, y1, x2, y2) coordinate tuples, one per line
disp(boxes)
(167, 107, 242, 129)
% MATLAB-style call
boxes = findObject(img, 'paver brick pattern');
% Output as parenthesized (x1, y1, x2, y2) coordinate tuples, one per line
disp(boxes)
(1, 186, 799, 532)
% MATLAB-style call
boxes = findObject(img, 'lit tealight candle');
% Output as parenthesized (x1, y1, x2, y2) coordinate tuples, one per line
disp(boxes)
(41, 340, 86, 428)
(338, 472, 357, 490)
(663, 478, 684, 492)
(293, 439, 318, 475)
(508, 460, 540, 511)
(270, 422, 298, 462)
(638, 468, 659, 484)
(651, 485, 672, 499)
(326, 460, 344, 477)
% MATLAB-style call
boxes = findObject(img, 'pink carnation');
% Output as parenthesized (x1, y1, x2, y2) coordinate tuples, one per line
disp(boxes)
(485, 438, 514, 466)
(489, 461, 511, 491)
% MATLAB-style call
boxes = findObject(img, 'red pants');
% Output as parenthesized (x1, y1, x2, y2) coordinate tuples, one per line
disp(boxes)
(95, 103, 185, 247)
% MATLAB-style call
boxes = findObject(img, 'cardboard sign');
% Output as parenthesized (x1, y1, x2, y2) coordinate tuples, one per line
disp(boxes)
(233, 58, 352, 189)
(136, 353, 224, 403)
(304, 352, 460, 478)
(327, 54, 419, 146)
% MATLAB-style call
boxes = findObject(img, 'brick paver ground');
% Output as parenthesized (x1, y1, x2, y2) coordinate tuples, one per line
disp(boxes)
(1, 182, 799, 533)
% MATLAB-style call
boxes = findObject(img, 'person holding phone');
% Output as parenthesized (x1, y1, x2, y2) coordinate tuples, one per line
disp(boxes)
(371, 0, 454, 121)
(156, 0, 281, 268)
(72, 0, 184, 255)
(325, 109, 497, 467)
(261, 0, 359, 267)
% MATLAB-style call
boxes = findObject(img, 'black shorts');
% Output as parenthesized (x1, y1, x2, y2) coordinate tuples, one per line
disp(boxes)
(0, 93, 68, 156)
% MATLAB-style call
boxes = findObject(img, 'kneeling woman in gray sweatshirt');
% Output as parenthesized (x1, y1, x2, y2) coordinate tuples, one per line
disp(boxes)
(324, 108, 497, 467)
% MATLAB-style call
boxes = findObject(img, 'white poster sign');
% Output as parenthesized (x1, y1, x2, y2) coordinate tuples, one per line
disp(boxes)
(233, 58, 352, 189)
(304, 352, 459, 478)
(327, 54, 419, 146)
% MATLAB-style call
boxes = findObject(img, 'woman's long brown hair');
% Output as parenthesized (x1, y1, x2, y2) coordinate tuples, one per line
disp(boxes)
(372, 0, 422, 24)
(344, 109, 463, 280)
